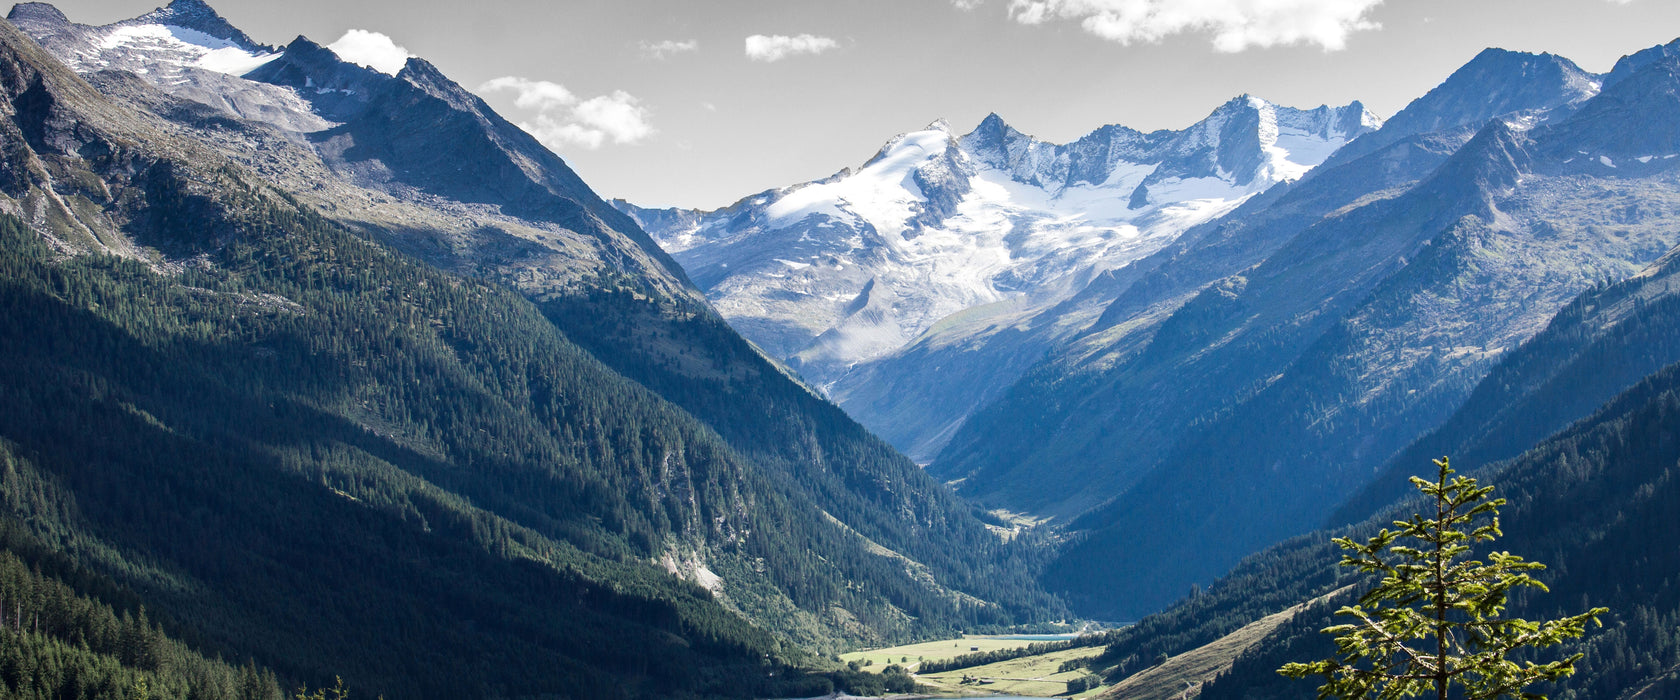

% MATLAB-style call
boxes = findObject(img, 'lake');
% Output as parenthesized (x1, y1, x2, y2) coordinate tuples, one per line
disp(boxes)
(986, 633, 1079, 641)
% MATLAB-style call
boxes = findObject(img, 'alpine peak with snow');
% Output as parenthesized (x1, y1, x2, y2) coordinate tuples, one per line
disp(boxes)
(620, 96, 1381, 458)
(10, 0, 276, 79)
(7, 0, 692, 298)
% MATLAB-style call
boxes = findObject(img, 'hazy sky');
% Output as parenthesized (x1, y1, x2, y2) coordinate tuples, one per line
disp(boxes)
(31, 0, 1680, 209)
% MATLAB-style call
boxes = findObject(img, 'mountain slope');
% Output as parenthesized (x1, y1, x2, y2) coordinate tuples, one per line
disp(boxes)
(1053, 51, 1680, 621)
(934, 46, 1607, 516)
(0, 23, 813, 691)
(623, 99, 1379, 460)
(1325, 46, 1600, 166)
(0, 0, 1066, 686)
(1183, 356, 1680, 700)
(1064, 261, 1680, 695)
(9, 0, 693, 301)
(0, 171, 793, 697)
(926, 40, 1680, 622)
(1334, 228, 1680, 525)
(1321, 44, 1680, 526)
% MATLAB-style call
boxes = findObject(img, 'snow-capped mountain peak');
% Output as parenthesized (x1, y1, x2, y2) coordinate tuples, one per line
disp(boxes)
(768, 124, 957, 238)
(130, 0, 269, 52)
(11, 0, 696, 299)
(621, 96, 1382, 390)
(10, 0, 278, 79)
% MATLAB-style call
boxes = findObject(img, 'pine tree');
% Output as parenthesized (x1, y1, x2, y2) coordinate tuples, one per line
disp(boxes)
(1280, 457, 1607, 700)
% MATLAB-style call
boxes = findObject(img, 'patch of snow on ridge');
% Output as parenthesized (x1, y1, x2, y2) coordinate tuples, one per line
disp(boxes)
(1271, 126, 1348, 180)
(196, 45, 280, 74)
(99, 23, 278, 76)
(1259, 97, 1369, 182)
(1155, 192, 1253, 232)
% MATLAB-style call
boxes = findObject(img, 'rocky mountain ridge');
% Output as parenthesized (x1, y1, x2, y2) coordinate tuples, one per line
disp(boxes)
(622, 96, 1380, 459)
(9, 0, 694, 302)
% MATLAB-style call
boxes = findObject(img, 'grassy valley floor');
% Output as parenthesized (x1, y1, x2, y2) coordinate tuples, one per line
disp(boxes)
(836, 593, 1335, 700)
(914, 645, 1107, 698)
(839, 634, 1107, 698)
(840, 635, 1066, 670)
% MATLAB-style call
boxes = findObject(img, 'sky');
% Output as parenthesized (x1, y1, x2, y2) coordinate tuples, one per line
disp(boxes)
(31, 0, 1680, 210)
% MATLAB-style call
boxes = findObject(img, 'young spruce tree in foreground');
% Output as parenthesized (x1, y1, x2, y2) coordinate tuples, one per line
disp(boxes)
(1280, 457, 1607, 700)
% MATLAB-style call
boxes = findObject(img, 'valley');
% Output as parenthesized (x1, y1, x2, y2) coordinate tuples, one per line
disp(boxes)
(0, 1, 1675, 699)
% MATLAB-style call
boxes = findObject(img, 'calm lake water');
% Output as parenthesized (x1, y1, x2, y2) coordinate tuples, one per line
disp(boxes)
(987, 633, 1078, 641)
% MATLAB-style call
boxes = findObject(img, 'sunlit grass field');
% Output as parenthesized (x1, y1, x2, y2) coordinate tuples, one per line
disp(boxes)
(838, 634, 1050, 670)
(838, 634, 1110, 698)
(915, 645, 1108, 698)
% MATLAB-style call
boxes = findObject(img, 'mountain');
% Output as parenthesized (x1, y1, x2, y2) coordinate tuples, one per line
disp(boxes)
(897, 289, 1680, 698)
(935, 46, 1613, 515)
(1324, 46, 1600, 166)
(621, 98, 1380, 460)
(1333, 225, 1680, 526)
(1327, 40, 1680, 524)
(1095, 341, 1680, 700)
(0, 2, 1069, 696)
(1062, 238, 1680, 692)
(8, 0, 693, 301)
(930, 41, 1680, 621)
(0, 13, 790, 695)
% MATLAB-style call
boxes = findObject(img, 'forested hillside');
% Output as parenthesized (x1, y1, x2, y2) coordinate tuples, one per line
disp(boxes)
(2, 0, 1064, 650)
(1074, 296, 1680, 697)
(541, 286, 1063, 638)
(0, 516, 289, 700)
(1193, 359, 1680, 700)
(0, 10, 1062, 698)
(0, 204, 808, 698)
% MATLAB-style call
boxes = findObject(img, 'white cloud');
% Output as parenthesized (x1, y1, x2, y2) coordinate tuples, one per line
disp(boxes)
(479, 76, 575, 110)
(744, 34, 840, 62)
(951, 0, 986, 8)
(327, 29, 414, 75)
(572, 92, 656, 144)
(639, 39, 699, 59)
(1006, 0, 1384, 52)
(479, 77, 654, 150)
